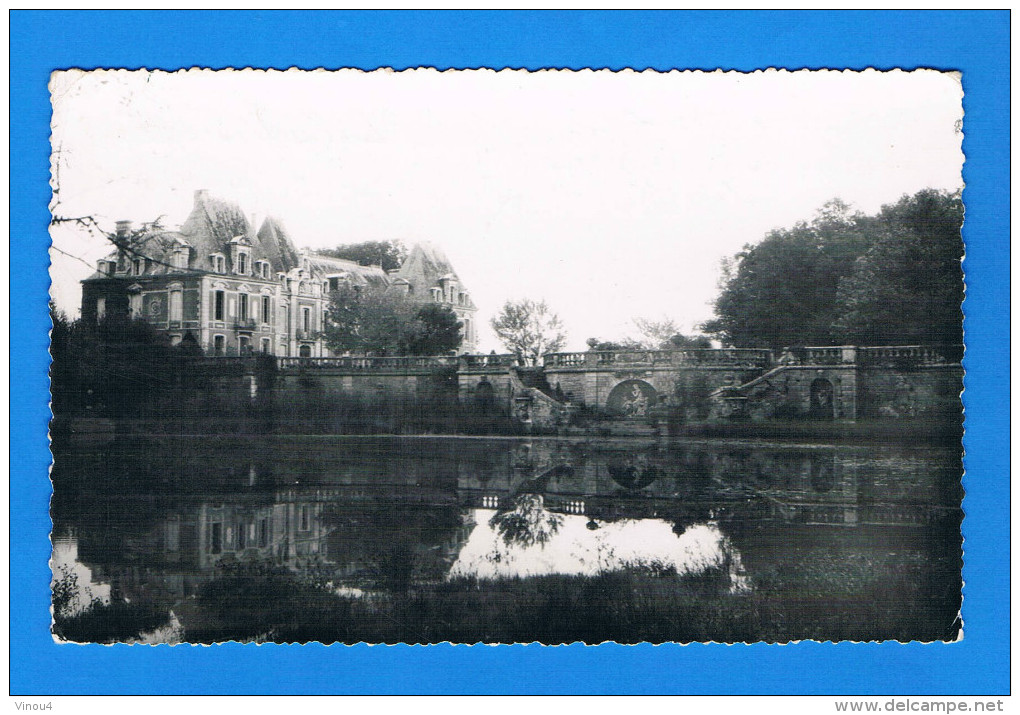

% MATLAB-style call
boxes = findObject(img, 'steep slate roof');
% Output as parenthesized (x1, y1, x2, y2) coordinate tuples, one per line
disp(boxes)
(177, 190, 254, 273)
(303, 253, 390, 288)
(256, 216, 303, 274)
(392, 242, 476, 308)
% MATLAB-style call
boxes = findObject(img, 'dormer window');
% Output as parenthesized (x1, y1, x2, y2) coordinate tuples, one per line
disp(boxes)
(98, 260, 115, 277)
(237, 252, 249, 275)
(431, 287, 442, 302)
(210, 254, 226, 274)
(132, 258, 144, 275)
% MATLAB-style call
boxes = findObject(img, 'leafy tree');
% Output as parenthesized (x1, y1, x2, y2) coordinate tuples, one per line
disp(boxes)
(586, 337, 642, 351)
(703, 199, 877, 349)
(664, 333, 713, 349)
(323, 285, 418, 356)
(406, 303, 463, 356)
(831, 189, 963, 347)
(490, 299, 567, 365)
(316, 240, 407, 271)
(633, 317, 712, 350)
(323, 285, 462, 356)
(49, 304, 192, 420)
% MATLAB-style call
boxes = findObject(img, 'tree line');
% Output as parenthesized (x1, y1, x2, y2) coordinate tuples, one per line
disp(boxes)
(703, 189, 964, 350)
(485, 188, 963, 360)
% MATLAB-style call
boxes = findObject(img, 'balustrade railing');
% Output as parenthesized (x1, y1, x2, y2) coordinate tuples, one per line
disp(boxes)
(542, 348, 773, 368)
(858, 345, 954, 366)
(802, 346, 851, 365)
(192, 345, 958, 374)
(459, 353, 519, 368)
(275, 354, 503, 371)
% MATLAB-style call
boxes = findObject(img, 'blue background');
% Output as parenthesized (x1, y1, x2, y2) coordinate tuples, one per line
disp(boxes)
(10, 11, 1009, 695)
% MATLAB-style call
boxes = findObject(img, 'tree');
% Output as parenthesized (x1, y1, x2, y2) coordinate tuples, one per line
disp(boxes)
(490, 299, 567, 365)
(586, 337, 642, 352)
(315, 240, 407, 271)
(632, 317, 712, 350)
(831, 189, 963, 348)
(405, 303, 463, 356)
(702, 199, 877, 349)
(322, 285, 463, 356)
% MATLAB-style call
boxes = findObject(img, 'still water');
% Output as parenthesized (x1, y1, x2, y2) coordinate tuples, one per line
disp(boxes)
(50, 436, 963, 644)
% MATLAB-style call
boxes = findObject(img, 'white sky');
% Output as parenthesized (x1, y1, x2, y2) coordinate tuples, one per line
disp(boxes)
(49, 68, 963, 352)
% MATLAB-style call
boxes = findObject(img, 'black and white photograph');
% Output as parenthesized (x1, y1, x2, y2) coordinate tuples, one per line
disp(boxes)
(48, 67, 965, 646)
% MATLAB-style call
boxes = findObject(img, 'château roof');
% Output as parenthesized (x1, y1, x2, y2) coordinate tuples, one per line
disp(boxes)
(393, 242, 475, 308)
(255, 216, 303, 274)
(303, 252, 390, 288)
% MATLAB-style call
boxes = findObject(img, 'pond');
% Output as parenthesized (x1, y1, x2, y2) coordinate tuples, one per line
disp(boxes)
(50, 436, 963, 644)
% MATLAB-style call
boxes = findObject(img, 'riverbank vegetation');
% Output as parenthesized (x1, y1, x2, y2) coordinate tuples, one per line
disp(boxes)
(161, 544, 961, 645)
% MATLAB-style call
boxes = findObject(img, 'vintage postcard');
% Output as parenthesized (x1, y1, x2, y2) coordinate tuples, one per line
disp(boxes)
(48, 67, 965, 645)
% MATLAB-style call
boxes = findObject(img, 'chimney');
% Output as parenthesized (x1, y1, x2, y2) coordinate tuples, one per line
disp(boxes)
(115, 220, 133, 238)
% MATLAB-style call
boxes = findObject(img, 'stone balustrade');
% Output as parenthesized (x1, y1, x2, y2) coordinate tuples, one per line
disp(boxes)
(858, 345, 951, 366)
(542, 348, 773, 369)
(276, 353, 517, 372)
(193, 345, 959, 375)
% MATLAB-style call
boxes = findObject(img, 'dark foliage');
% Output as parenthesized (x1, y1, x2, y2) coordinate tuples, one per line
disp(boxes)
(704, 191, 963, 350)
(832, 190, 964, 346)
(322, 285, 462, 356)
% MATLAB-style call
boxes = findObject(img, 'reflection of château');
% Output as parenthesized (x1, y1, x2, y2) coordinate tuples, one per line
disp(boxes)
(55, 438, 961, 609)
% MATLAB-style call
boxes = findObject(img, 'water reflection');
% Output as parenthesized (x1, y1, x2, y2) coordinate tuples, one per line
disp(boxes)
(50, 437, 963, 643)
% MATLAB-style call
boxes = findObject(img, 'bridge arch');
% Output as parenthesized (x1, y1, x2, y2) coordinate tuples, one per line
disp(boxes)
(605, 379, 657, 419)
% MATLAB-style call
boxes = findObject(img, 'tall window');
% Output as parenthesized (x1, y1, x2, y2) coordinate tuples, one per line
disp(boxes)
(261, 296, 271, 324)
(302, 307, 311, 332)
(169, 290, 183, 322)
(261, 338, 271, 354)
(238, 253, 248, 275)
(214, 290, 225, 321)
(96, 297, 106, 321)
(128, 293, 142, 318)
(213, 335, 225, 356)
(238, 335, 250, 355)
(132, 258, 143, 275)
(238, 293, 248, 322)
(209, 522, 222, 554)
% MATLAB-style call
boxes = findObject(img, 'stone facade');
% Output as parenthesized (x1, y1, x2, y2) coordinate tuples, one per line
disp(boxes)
(80, 191, 478, 356)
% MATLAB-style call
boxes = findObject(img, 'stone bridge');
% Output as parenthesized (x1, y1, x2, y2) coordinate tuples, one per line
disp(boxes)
(206, 344, 962, 423)
(542, 345, 961, 421)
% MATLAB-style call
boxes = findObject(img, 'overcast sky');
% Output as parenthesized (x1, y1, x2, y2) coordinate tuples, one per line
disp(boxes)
(49, 68, 963, 351)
